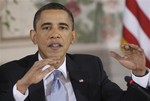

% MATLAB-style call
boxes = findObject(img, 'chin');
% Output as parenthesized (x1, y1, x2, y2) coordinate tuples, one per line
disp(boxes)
(46, 53, 62, 58)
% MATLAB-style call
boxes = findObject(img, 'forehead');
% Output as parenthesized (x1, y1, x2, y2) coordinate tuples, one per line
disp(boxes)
(38, 10, 72, 25)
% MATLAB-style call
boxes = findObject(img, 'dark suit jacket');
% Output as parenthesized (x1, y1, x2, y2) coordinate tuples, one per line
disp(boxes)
(0, 52, 149, 101)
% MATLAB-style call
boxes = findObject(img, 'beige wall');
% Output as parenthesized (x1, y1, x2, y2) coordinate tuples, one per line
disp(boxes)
(0, 40, 37, 64)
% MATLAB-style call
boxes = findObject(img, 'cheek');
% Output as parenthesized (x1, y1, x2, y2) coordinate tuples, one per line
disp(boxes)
(63, 34, 72, 43)
(37, 35, 48, 46)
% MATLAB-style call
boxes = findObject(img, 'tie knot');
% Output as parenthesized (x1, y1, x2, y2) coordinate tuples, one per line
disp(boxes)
(53, 70, 62, 80)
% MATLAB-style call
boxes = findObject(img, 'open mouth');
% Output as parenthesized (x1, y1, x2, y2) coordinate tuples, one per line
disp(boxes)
(48, 43, 63, 49)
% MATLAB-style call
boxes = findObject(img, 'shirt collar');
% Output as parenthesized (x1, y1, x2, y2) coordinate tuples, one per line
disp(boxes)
(38, 53, 67, 79)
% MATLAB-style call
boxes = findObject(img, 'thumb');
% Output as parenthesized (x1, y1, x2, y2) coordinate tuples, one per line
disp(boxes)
(109, 51, 122, 61)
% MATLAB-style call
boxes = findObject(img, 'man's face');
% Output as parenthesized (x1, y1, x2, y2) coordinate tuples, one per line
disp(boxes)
(30, 10, 76, 59)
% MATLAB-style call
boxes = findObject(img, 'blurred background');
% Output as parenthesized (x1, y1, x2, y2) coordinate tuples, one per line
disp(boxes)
(0, 0, 133, 89)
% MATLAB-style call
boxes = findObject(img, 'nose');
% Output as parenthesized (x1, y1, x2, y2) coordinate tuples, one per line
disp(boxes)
(50, 33, 60, 39)
(49, 29, 61, 39)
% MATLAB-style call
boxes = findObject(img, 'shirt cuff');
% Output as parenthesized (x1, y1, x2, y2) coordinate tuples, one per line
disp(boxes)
(132, 69, 150, 88)
(13, 84, 29, 101)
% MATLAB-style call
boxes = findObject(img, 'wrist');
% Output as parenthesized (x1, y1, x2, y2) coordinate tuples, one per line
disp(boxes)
(133, 69, 148, 77)
(16, 79, 30, 94)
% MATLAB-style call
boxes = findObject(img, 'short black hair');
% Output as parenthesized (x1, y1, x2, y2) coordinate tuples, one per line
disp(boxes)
(33, 2, 74, 31)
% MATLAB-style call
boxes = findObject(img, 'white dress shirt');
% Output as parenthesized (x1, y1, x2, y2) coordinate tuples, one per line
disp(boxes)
(132, 69, 150, 88)
(13, 53, 150, 101)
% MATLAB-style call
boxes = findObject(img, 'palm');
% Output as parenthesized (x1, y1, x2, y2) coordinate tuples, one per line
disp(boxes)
(110, 44, 146, 71)
(118, 52, 145, 70)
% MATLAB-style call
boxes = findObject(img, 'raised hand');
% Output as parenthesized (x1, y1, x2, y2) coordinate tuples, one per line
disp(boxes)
(110, 44, 147, 76)
(16, 57, 60, 94)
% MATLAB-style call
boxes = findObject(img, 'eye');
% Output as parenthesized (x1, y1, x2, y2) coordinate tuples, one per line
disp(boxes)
(60, 26, 68, 30)
(42, 26, 51, 30)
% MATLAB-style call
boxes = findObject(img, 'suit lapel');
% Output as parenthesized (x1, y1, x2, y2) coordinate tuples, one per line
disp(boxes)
(28, 80, 45, 101)
(66, 55, 90, 101)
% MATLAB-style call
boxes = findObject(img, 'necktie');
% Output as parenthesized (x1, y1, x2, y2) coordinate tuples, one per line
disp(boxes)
(49, 70, 67, 101)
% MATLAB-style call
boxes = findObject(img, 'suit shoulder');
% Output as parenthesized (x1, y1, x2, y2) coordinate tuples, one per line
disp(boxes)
(0, 53, 37, 71)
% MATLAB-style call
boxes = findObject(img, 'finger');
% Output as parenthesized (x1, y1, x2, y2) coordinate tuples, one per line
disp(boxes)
(121, 44, 129, 49)
(41, 66, 55, 77)
(42, 65, 50, 71)
(127, 44, 142, 51)
(128, 44, 139, 50)
(33, 59, 60, 70)
(121, 44, 132, 53)
(109, 51, 122, 61)
(121, 44, 142, 54)
(128, 44, 144, 53)
(31, 61, 49, 71)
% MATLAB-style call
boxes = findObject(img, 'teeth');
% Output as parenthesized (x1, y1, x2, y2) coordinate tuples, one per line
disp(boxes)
(52, 43, 59, 47)
(49, 43, 61, 47)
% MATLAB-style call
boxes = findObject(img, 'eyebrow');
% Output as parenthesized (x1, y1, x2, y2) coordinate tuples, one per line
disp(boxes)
(59, 22, 69, 28)
(41, 23, 51, 27)
(41, 22, 69, 28)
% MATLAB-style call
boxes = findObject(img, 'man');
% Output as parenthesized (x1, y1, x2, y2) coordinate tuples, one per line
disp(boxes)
(0, 2, 149, 101)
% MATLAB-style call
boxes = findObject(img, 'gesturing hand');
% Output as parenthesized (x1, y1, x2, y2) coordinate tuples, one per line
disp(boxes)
(16, 57, 60, 94)
(110, 44, 147, 76)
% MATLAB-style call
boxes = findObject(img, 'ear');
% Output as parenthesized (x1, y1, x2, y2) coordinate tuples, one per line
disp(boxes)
(71, 30, 77, 44)
(30, 29, 37, 45)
